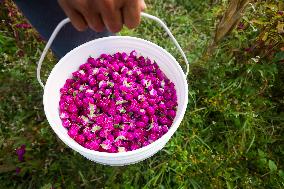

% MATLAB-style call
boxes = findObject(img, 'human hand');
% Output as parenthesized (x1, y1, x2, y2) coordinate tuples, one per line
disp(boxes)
(58, 0, 146, 32)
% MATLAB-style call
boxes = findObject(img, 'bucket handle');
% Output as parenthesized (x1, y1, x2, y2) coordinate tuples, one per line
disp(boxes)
(37, 12, 189, 88)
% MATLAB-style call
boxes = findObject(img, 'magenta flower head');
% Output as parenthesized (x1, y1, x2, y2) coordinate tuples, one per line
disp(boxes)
(137, 94, 145, 102)
(126, 132, 134, 141)
(16, 145, 26, 162)
(104, 89, 112, 96)
(141, 115, 149, 123)
(16, 23, 31, 29)
(143, 141, 150, 147)
(60, 87, 68, 95)
(147, 107, 155, 115)
(113, 115, 121, 124)
(114, 139, 123, 147)
(237, 22, 245, 30)
(109, 146, 117, 153)
(136, 121, 146, 128)
(130, 143, 140, 151)
(101, 139, 112, 150)
(85, 89, 94, 97)
(97, 73, 106, 81)
(60, 111, 69, 119)
(82, 127, 91, 136)
(69, 114, 77, 122)
(278, 11, 284, 15)
(68, 125, 79, 138)
(167, 109, 176, 119)
(148, 98, 156, 105)
(149, 133, 158, 142)
(130, 50, 137, 57)
(62, 119, 71, 128)
(75, 135, 85, 145)
(124, 94, 133, 101)
(159, 116, 170, 125)
(67, 103, 78, 114)
(15, 167, 21, 174)
(87, 57, 96, 64)
(140, 101, 149, 109)
(162, 125, 169, 133)
(85, 140, 100, 150)
(159, 102, 166, 110)
(133, 128, 144, 139)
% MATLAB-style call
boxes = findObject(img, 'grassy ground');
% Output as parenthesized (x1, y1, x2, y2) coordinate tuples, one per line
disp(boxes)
(0, 0, 284, 188)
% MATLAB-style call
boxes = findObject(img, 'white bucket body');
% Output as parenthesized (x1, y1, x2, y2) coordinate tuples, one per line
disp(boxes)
(43, 36, 188, 166)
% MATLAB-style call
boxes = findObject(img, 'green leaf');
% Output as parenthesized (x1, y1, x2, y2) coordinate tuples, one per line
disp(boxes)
(114, 124, 122, 128)
(40, 183, 52, 189)
(279, 170, 284, 178)
(273, 51, 284, 62)
(268, 160, 277, 172)
(258, 149, 266, 158)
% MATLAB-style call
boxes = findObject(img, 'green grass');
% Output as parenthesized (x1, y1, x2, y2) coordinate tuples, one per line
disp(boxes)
(0, 0, 283, 188)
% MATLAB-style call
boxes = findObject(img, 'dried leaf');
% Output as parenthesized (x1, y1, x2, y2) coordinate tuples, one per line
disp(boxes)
(277, 22, 284, 34)
(262, 32, 269, 41)
(251, 19, 265, 25)
(0, 164, 17, 173)
(268, 160, 277, 172)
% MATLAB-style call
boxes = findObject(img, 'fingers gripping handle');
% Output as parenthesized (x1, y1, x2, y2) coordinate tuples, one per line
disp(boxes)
(37, 13, 189, 88)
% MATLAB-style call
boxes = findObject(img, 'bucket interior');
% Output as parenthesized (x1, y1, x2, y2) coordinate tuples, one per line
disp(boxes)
(43, 36, 188, 156)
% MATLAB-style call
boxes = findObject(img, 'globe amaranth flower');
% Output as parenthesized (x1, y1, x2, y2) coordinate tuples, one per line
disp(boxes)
(16, 145, 26, 162)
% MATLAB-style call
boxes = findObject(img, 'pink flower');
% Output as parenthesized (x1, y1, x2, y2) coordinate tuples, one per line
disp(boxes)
(97, 73, 106, 81)
(104, 89, 112, 96)
(126, 132, 134, 140)
(141, 115, 149, 123)
(15, 167, 21, 174)
(148, 133, 158, 142)
(162, 125, 169, 133)
(16, 145, 26, 162)
(146, 107, 155, 115)
(143, 141, 150, 147)
(68, 125, 79, 138)
(85, 140, 100, 150)
(167, 109, 176, 118)
(237, 22, 245, 30)
(136, 121, 146, 128)
(130, 143, 140, 151)
(75, 135, 85, 145)
(62, 119, 71, 128)
(67, 103, 78, 113)
(60, 111, 69, 119)
(159, 102, 166, 110)
(124, 94, 133, 101)
(101, 139, 112, 150)
(16, 23, 31, 29)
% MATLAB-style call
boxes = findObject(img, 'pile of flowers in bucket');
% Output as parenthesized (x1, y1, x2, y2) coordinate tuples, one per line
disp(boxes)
(59, 51, 177, 153)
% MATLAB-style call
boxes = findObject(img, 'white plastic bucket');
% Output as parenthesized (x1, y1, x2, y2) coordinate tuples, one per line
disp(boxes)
(37, 13, 189, 166)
